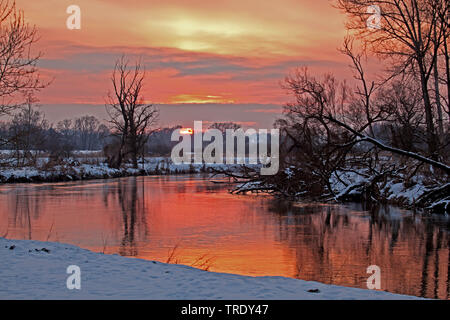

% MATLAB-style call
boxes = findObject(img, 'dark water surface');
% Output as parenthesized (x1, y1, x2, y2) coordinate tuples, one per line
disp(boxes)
(0, 175, 449, 299)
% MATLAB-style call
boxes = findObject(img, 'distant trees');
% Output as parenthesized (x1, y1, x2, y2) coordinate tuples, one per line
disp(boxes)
(146, 126, 181, 156)
(105, 56, 158, 168)
(53, 115, 110, 153)
(208, 122, 242, 132)
(0, 112, 111, 167)
(7, 96, 47, 165)
(55, 118, 75, 155)
(280, 66, 449, 174)
(74, 115, 109, 150)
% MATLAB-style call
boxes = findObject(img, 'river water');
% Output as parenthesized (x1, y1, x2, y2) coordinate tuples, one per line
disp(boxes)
(0, 175, 448, 299)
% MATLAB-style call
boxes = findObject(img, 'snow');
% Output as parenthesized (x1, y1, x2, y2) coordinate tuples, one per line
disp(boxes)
(0, 157, 257, 183)
(428, 199, 450, 211)
(0, 238, 423, 300)
(330, 169, 441, 209)
(384, 181, 426, 202)
(284, 166, 295, 179)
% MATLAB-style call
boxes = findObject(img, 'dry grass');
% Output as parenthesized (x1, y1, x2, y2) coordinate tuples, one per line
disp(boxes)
(45, 221, 54, 241)
(166, 243, 181, 264)
(1, 227, 8, 238)
(190, 254, 216, 271)
(101, 233, 109, 254)
(166, 242, 215, 271)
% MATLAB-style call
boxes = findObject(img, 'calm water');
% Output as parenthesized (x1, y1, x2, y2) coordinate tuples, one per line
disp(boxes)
(0, 175, 449, 299)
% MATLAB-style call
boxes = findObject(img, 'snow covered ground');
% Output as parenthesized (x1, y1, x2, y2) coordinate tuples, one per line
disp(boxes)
(0, 157, 254, 183)
(329, 169, 449, 213)
(0, 238, 423, 300)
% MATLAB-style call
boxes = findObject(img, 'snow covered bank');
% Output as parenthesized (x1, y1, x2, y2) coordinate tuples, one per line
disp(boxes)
(233, 166, 449, 214)
(0, 158, 250, 184)
(0, 238, 423, 300)
(330, 169, 449, 214)
(1, 157, 447, 213)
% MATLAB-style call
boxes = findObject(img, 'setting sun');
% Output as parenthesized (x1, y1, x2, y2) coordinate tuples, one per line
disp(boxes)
(180, 128, 194, 135)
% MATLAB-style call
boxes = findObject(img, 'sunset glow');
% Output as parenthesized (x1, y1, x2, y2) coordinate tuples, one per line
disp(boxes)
(14, 0, 348, 126)
(180, 128, 194, 135)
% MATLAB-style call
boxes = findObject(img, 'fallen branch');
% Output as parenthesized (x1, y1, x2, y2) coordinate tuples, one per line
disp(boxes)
(325, 116, 450, 175)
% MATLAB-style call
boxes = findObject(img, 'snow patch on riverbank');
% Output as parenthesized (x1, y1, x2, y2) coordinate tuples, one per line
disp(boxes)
(0, 238, 422, 300)
(330, 169, 448, 212)
(0, 158, 252, 183)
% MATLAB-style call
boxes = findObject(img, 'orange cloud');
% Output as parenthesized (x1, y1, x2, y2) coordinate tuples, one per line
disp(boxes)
(14, 0, 351, 127)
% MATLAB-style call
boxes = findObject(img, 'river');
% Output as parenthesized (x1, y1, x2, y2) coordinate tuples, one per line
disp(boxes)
(0, 175, 448, 299)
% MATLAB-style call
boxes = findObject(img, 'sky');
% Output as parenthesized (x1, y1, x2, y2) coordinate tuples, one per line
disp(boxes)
(17, 0, 350, 128)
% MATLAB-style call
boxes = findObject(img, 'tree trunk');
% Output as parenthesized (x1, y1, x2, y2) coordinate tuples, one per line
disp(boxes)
(443, 33, 450, 124)
(433, 26, 444, 140)
(418, 61, 438, 159)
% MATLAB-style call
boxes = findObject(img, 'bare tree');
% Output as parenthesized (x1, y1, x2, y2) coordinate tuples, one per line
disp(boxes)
(281, 64, 450, 174)
(208, 122, 242, 133)
(8, 94, 48, 166)
(74, 115, 100, 150)
(56, 118, 74, 143)
(335, 0, 449, 159)
(0, 1, 45, 117)
(217, 46, 449, 205)
(437, 2, 450, 124)
(106, 56, 159, 168)
(213, 1, 449, 213)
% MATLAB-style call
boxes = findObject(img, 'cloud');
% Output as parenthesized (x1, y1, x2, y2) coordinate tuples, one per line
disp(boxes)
(39, 103, 282, 129)
(37, 42, 345, 78)
(18, 0, 351, 119)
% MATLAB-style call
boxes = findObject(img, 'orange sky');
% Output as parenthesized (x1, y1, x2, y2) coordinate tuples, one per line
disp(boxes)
(16, 0, 349, 127)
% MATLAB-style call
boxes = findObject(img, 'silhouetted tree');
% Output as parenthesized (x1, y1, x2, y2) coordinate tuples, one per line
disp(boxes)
(335, 0, 449, 158)
(0, 1, 46, 147)
(106, 56, 159, 168)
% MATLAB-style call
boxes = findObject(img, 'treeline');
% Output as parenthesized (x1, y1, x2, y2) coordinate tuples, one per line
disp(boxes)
(0, 106, 109, 164)
(0, 106, 186, 166)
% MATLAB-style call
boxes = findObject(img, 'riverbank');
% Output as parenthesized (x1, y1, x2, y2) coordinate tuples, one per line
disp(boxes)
(234, 168, 449, 215)
(0, 238, 423, 300)
(0, 158, 448, 214)
(330, 169, 449, 215)
(0, 157, 246, 183)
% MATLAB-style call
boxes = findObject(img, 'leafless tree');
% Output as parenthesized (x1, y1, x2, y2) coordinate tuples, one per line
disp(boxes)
(106, 56, 159, 168)
(435, 0, 450, 125)
(208, 122, 242, 133)
(335, 0, 449, 159)
(282, 56, 449, 175)
(217, 44, 449, 205)
(213, 1, 449, 213)
(375, 74, 425, 152)
(56, 118, 74, 146)
(74, 115, 100, 150)
(0, 1, 45, 118)
(8, 94, 48, 166)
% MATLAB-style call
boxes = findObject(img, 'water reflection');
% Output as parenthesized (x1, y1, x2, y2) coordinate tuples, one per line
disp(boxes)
(101, 177, 149, 256)
(264, 201, 449, 299)
(0, 176, 448, 299)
